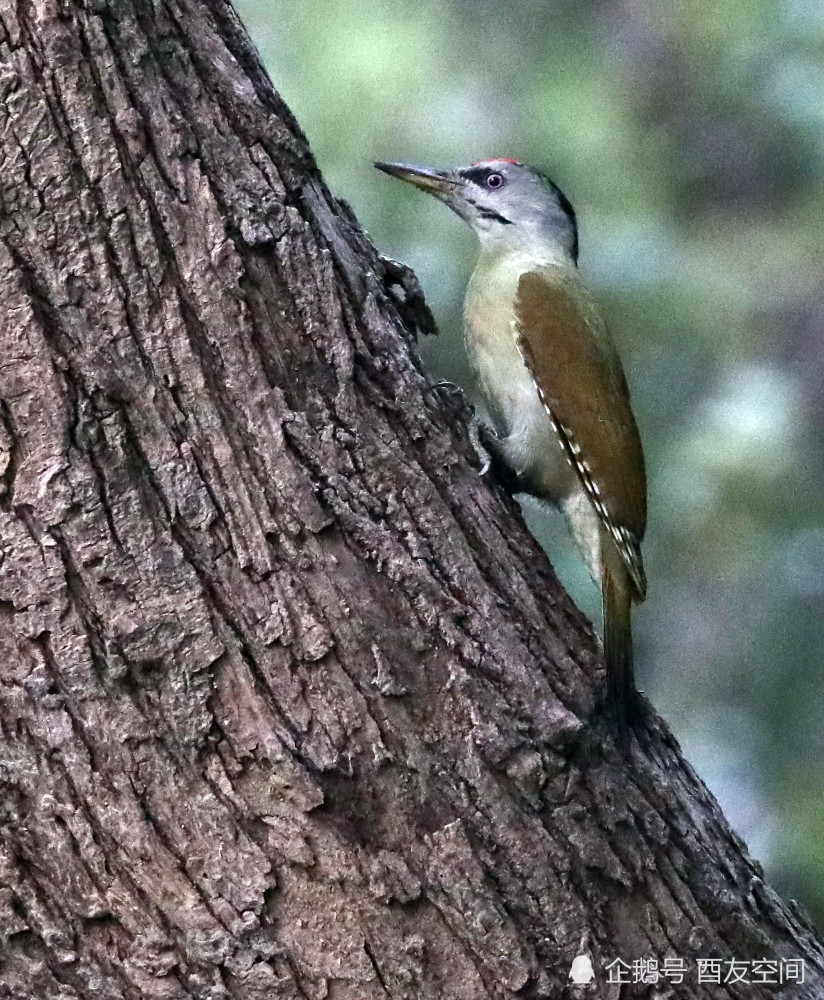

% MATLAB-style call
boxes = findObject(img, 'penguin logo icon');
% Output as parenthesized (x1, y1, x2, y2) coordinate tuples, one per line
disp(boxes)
(568, 954, 595, 984)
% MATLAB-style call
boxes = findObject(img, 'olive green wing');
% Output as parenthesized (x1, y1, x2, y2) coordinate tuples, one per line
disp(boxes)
(515, 270, 647, 598)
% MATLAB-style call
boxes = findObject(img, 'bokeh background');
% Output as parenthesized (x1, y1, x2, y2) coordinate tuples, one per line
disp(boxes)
(237, 0, 824, 925)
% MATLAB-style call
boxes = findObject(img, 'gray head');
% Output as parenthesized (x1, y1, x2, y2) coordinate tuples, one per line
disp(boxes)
(375, 157, 578, 263)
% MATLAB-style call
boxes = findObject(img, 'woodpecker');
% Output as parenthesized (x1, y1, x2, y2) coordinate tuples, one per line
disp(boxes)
(375, 158, 647, 733)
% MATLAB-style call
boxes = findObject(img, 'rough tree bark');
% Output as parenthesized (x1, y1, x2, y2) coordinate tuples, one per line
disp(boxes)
(0, 1, 821, 998)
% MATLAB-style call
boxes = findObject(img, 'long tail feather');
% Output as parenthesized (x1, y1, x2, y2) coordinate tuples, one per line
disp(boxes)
(602, 564, 637, 739)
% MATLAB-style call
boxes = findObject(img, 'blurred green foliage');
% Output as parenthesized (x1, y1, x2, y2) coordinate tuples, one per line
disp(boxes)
(239, 0, 824, 925)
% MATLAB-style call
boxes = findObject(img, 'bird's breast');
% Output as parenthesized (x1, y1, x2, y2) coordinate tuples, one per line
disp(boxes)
(464, 261, 527, 433)
(463, 257, 578, 500)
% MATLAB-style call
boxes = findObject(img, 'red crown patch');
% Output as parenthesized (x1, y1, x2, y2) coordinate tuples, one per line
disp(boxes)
(473, 157, 522, 166)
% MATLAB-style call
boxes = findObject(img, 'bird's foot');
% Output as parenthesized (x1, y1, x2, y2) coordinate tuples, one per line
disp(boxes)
(476, 423, 522, 493)
(433, 379, 463, 397)
(469, 417, 494, 476)
(431, 382, 513, 486)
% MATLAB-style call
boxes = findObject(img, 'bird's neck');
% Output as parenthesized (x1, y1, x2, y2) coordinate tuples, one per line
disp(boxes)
(470, 239, 577, 302)
(474, 231, 575, 278)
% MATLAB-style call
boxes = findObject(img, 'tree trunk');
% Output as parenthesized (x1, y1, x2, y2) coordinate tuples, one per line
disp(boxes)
(0, 1, 821, 997)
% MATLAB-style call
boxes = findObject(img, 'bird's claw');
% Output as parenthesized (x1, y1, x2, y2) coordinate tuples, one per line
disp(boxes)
(469, 416, 494, 476)
(431, 381, 495, 477)
(433, 379, 463, 397)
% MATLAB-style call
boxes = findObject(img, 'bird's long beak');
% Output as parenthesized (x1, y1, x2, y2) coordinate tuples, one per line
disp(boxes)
(374, 161, 461, 198)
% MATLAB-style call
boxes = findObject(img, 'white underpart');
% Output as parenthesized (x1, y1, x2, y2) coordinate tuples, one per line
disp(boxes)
(559, 489, 603, 584)
(463, 247, 604, 585)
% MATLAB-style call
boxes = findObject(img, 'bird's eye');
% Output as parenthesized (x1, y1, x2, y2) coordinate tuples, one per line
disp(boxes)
(486, 173, 505, 189)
